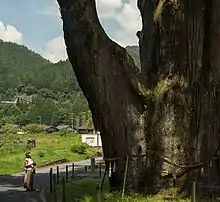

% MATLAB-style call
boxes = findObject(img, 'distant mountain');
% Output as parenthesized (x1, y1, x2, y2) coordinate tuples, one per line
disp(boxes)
(0, 40, 140, 100)
(0, 40, 80, 100)
(0, 40, 50, 99)
(0, 41, 140, 126)
(125, 45, 140, 69)
(0, 40, 84, 126)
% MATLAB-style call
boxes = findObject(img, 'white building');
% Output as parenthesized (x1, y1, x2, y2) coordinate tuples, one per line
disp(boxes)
(81, 132, 102, 147)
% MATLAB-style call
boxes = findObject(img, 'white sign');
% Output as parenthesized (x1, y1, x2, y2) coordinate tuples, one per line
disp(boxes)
(81, 133, 102, 147)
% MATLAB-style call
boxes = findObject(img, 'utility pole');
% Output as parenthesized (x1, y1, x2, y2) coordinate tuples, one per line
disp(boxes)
(38, 116, 42, 125)
(97, 131, 100, 149)
(70, 113, 74, 133)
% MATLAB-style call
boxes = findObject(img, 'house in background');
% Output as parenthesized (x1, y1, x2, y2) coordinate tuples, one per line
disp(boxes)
(45, 126, 59, 133)
(74, 126, 96, 134)
(81, 131, 102, 147)
(44, 125, 76, 134)
(57, 125, 76, 132)
(1, 95, 35, 105)
(44, 125, 96, 135)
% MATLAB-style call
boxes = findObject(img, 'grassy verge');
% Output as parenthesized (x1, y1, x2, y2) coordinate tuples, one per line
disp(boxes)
(54, 179, 220, 202)
(0, 133, 95, 174)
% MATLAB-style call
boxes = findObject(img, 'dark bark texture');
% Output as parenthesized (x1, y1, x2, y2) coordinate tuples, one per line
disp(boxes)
(57, 0, 148, 192)
(138, 0, 220, 196)
(57, 0, 220, 196)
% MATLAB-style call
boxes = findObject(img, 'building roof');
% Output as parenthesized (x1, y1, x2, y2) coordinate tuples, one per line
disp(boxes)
(56, 125, 72, 130)
(74, 126, 95, 130)
(81, 133, 99, 136)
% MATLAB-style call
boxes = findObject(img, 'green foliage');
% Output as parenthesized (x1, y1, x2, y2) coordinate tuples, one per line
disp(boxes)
(0, 40, 140, 127)
(55, 180, 194, 202)
(24, 124, 44, 133)
(37, 151, 45, 158)
(2, 124, 19, 134)
(71, 142, 90, 154)
(0, 40, 90, 126)
(57, 129, 68, 136)
(0, 133, 95, 174)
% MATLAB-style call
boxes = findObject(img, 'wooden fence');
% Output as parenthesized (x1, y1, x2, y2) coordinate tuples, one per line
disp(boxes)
(48, 159, 219, 202)
(49, 158, 104, 202)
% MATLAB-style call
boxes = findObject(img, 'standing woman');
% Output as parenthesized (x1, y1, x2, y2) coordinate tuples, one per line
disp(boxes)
(23, 152, 36, 191)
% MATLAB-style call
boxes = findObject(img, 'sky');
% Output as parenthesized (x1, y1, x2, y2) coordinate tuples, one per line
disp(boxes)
(0, 0, 141, 63)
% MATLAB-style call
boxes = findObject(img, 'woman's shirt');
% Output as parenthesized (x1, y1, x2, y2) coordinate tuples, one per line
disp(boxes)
(24, 157, 34, 171)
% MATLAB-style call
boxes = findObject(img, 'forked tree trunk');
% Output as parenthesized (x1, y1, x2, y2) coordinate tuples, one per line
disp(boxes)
(57, 0, 220, 196)
(57, 0, 148, 192)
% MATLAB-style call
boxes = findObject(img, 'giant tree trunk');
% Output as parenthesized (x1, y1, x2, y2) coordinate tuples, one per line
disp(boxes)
(57, 0, 148, 192)
(138, 0, 220, 196)
(57, 0, 220, 196)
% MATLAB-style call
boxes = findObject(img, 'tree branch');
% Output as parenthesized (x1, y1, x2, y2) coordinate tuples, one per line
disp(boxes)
(57, 1, 152, 190)
(57, 0, 147, 98)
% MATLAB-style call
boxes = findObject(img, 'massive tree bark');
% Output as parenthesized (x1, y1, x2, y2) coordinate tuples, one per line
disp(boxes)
(139, 0, 220, 196)
(57, 0, 220, 196)
(57, 0, 148, 192)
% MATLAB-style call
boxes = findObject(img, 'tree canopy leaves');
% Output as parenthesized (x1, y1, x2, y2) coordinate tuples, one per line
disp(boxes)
(0, 39, 139, 127)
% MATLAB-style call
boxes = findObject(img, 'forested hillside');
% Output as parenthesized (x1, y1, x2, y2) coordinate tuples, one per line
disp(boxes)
(126, 45, 140, 68)
(0, 40, 139, 126)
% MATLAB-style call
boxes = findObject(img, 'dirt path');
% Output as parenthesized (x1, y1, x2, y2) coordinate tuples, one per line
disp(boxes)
(0, 157, 103, 202)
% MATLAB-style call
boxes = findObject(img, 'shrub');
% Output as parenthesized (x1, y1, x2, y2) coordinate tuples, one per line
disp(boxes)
(2, 124, 19, 134)
(71, 142, 90, 154)
(26, 140, 36, 149)
(26, 144, 32, 150)
(13, 140, 26, 148)
(58, 129, 68, 136)
(84, 148, 96, 158)
(24, 124, 44, 133)
(38, 151, 45, 158)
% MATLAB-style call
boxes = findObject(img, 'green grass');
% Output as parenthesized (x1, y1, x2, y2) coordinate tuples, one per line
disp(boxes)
(0, 133, 95, 174)
(54, 179, 220, 202)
